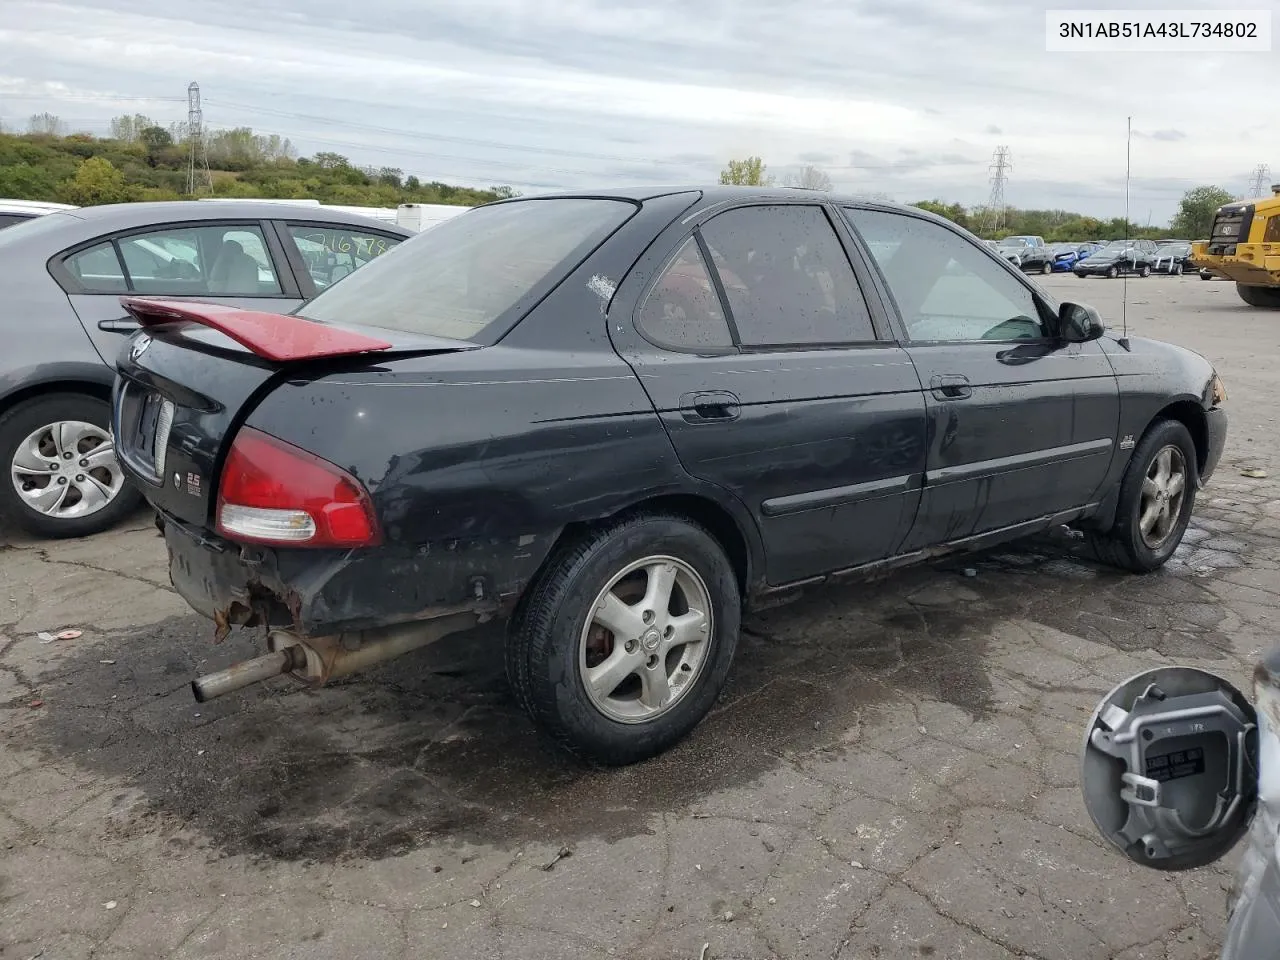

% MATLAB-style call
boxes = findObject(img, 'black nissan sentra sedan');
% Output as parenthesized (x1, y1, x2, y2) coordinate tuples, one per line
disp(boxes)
(112, 187, 1228, 765)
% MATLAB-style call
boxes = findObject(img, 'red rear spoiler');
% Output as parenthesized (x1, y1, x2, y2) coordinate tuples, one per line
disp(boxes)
(119, 298, 393, 363)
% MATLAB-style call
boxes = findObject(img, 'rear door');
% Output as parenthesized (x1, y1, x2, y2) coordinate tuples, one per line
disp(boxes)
(53, 220, 304, 365)
(842, 206, 1120, 546)
(608, 201, 927, 587)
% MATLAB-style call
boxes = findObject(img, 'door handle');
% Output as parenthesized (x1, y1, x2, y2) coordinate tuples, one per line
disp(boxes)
(930, 374, 972, 401)
(680, 391, 740, 423)
(98, 318, 140, 333)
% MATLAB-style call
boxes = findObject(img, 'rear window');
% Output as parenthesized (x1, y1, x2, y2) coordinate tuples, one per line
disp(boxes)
(296, 198, 635, 342)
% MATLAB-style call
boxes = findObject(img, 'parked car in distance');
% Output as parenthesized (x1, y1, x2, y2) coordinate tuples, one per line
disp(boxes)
(1048, 242, 1086, 272)
(112, 186, 1228, 765)
(996, 235, 1056, 273)
(1153, 241, 1194, 275)
(0, 199, 78, 230)
(1074, 239, 1159, 278)
(0, 201, 412, 539)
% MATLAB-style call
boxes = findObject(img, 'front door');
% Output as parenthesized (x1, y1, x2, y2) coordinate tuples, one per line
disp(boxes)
(843, 206, 1120, 547)
(608, 201, 927, 587)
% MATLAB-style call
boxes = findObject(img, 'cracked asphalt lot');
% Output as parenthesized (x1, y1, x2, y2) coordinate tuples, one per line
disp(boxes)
(3, 275, 1279, 959)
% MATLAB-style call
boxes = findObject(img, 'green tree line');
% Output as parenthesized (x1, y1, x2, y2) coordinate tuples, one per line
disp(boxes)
(718, 156, 1235, 241)
(0, 113, 515, 208)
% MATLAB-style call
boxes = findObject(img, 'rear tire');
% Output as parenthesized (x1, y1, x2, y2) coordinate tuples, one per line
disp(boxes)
(1088, 419, 1197, 573)
(0, 393, 142, 539)
(506, 513, 740, 765)
(1138, 265, 1152, 278)
(1237, 284, 1280, 308)
(1171, 263, 1183, 276)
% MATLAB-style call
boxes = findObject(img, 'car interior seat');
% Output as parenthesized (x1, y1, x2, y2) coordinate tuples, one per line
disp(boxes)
(208, 239, 260, 294)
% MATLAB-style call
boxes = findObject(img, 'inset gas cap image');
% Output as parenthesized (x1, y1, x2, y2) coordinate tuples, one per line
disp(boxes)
(1082, 666, 1259, 871)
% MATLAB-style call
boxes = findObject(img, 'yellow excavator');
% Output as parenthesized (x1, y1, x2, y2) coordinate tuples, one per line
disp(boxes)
(1191, 183, 1280, 308)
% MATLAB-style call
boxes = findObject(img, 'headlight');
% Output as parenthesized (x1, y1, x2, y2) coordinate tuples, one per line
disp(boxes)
(1211, 373, 1228, 406)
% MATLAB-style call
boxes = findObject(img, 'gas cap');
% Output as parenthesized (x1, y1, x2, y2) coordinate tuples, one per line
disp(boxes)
(1081, 666, 1258, 871)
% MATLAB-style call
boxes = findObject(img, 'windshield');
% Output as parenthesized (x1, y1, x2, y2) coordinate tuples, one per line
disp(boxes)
(297, 198, 635, 343)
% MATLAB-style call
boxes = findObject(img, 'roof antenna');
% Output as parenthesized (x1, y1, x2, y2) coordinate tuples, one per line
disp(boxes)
(1119, 116, 1132, 350)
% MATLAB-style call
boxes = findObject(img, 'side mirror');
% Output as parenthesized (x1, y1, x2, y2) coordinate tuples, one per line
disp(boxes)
(1058, 301, 1105, 343)
(1081, 666, 1257, 871)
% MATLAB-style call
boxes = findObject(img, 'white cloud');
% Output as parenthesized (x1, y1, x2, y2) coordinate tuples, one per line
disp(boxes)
(2, 0, 1277, 221)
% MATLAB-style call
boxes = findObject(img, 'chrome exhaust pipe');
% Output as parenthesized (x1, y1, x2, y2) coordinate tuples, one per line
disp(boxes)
(191, 646, 306, 703)
(189, 611, 480, 702)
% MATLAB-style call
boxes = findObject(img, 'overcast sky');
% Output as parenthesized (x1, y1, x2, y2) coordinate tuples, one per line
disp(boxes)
(2, 0, 1276, 223)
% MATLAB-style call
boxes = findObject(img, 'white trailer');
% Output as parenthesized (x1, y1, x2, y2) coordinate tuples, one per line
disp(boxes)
(197, 198, 471, 232)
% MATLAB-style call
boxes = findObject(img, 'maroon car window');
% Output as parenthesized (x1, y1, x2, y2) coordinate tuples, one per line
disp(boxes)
(297, 199, 634, 343)
(637, 238, 734, 350)
(698, 205, 875, 347)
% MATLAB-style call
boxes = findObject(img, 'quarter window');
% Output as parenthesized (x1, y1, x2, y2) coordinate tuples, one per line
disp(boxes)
(845, 208, 1049, 342)
(698, 205, 876, 347)
(284, 224, 404, 292)
(65, 241, 127, 292)
(637, 238, 734, 350)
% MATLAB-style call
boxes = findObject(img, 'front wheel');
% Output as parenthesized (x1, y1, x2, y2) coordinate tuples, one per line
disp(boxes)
(1041, 261, 1053, 275)
(1237, 284, 1280, 308)
(0, 393, 142, 538)
(1088, 419, 1197, 573)
(1106, 265, 1119, 279)
(506, 513, 741, 765)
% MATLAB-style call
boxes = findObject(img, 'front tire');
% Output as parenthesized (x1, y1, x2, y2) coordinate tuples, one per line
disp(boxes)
(1106, 265, 1120, 279)
(1088, 419, 1197, 573)
(1237, 284, 1280, 308)
(0, 393, 142, 538)
(1041, 261, 1053, 275)
(506, 513, 741, 765)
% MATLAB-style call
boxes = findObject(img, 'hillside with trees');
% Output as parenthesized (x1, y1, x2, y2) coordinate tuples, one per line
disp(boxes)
(718, 155, 1235, 241)
(0, 112, 513, 208)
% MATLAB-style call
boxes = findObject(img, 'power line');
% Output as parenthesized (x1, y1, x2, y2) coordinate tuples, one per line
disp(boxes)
(985, 145, 1011, 233)
(1248, 163, 1271, 198)
(186, 82, 212, 195)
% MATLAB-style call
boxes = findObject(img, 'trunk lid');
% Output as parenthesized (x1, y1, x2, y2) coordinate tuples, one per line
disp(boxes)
(112, 298, 476, 528)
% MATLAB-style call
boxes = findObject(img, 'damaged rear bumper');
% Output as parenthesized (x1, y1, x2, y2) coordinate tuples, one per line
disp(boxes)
(160, 510, 558, 638)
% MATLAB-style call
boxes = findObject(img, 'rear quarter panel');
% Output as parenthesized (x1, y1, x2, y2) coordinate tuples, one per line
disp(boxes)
(0, 245, 109, 407)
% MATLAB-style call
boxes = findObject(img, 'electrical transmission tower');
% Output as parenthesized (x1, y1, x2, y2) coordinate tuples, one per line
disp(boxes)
(985, 146, 1012, 234)
(1248, 163, 1271, 198)
(185, 82, 212, 196)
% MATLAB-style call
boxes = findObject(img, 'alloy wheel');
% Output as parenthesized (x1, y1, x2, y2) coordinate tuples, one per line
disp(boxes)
(578, 555, 713, 723)
(9, 420, 125, 520)
(1138, 445, 1187, 549)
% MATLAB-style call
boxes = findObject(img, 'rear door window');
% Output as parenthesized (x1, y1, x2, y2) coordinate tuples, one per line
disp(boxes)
(697, 204, 877, 347)
(297, 198, 635, 343)
(115, 224, 282, 296)
(283, 224, 404, 293)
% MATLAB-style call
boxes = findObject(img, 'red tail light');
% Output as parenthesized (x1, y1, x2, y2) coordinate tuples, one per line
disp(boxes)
(215, 427, 381, 547)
